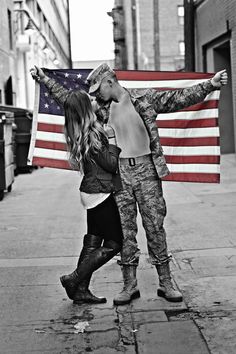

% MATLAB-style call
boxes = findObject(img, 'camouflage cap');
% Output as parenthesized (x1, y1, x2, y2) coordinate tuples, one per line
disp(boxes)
(86, 63, 116, 94)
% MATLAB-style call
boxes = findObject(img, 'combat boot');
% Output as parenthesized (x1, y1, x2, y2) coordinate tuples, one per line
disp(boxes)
(113, 265, 140, 306)
(156, 263, 183, 302)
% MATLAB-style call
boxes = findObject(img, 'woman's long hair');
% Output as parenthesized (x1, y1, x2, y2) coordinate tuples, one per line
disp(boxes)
(64, 90, 107, 171)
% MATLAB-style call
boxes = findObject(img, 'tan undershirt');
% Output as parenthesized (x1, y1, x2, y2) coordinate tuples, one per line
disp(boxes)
(109, 91, 151, 158)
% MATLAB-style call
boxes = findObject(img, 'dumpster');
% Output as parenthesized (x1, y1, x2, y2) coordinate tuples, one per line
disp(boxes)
(0, 111, 15, 201)
(0, 106, 33, 174)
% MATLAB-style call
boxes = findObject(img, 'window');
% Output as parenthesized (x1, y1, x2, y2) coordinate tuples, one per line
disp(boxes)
(177, 5, 184, 25)
(179, 41, 185, 56)
(8, 9, 13, 50)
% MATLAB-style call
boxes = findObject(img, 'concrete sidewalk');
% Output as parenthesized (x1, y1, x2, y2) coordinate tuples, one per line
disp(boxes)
(0, 154, 235, 353)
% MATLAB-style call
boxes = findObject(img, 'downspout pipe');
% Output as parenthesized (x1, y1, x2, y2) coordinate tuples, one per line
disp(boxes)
(184, 0, 195, 71)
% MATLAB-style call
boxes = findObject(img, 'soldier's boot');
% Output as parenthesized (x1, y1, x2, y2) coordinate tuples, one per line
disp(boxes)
(60, 234, 103, 300)
(113, 265, 140, 306)
(156, 263, 183, 302)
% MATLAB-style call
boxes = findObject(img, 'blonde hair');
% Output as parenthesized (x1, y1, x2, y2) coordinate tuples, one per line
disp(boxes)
(64, 90, 107, 171)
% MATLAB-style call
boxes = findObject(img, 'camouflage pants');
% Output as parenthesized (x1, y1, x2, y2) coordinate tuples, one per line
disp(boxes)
(114, 158, 170, 266)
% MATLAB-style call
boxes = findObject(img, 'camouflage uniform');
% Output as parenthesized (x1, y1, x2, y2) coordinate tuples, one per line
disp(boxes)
(43, 76, 216, 266)
(115, 157, 169, 266)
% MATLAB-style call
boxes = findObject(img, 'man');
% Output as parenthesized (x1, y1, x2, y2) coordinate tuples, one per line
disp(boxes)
(86, 64, 227, 305)
(31, 65, 227, 305)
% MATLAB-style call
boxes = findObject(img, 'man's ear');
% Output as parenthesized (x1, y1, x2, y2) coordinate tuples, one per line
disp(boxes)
(107, 78, 113, 87)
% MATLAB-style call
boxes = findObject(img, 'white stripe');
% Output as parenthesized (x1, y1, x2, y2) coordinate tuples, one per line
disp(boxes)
(205, 91, 220, 100)
(120, 80, 220, 100)
(157, 108, 218, 121)
(159, 127, 220, 138)
(167, 163, 220, 173)
(34, 146, 220, 161)
(38, 113, 65, 125)
(33, 148, 69, 160)
(36, 131, 66, 143)
(119, 78, 208, 88)
(163, 146, 220, 156)
(28, 83, 40, 164)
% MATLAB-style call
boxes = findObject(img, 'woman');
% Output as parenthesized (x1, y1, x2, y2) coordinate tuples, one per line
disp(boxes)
(31, 68, 123, 304)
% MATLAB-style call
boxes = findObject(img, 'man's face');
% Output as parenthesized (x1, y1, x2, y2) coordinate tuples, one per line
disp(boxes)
(94, 78, 112, 102)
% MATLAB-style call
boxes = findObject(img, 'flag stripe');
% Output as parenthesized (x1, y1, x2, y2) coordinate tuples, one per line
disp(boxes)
(163, 145, 220, 155)
(163, 173, 220, 183)
(115, 70, 214, 81)
(157, 109, 218, 120)
(33, 147, 68, 160)
(165, 155, 220, 164)
(160, 137, 219, 146)
(35, 140, 67, 151)
(33, 156, 71, 170)
(38, 122, 64, 133)
(119, 79, 209, 89)
(168, 163, 220, 173)
(179, 100, 218, 111)
(38, 114, 65, 125)
(36, 131, 66, 143)
(157, 118, 218, 128)
(37, 119, 219, 133)
(159, 127, 219, 138)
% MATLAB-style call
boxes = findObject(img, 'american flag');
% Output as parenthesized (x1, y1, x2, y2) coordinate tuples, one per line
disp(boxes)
(28, 69, 221, 183)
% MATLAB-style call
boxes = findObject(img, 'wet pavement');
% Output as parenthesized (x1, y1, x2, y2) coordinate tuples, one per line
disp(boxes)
(0, 154, 236, 353)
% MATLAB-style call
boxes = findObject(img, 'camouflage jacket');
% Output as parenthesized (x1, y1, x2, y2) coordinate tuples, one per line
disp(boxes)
(43, 77, 216, 178)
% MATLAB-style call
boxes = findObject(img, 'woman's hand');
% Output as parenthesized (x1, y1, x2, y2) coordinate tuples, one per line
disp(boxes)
(30, 65, 46, 82)
(103, 124, 117, 145)
(104, 124, 115, 138)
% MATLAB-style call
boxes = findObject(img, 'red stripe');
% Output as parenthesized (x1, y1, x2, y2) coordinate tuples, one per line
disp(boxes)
(165, 155, 220, 164)
(35, 140, 67, 151)
(32, 157, 72, 170)
(163, 172, 220, 183)
(160, 137, 219, 147)
(115, 70, 214, 81)
(38, 122, 64, 133)
(180, 100, 218, 112)
(156, 118, 218, 129)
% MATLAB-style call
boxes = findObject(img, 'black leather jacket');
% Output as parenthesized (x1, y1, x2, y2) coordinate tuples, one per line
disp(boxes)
(80, 143, 122, 194)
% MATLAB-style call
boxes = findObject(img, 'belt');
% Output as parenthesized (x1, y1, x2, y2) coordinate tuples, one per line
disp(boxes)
(119, 154, 152, 166)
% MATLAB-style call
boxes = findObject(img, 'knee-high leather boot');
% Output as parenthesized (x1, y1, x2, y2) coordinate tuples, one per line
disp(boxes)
(73, 237, 107, 304)
(60, 234, 102, 300)
(73, 239, 121, 303)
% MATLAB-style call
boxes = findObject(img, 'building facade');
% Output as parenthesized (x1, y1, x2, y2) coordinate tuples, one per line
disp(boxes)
(185, 0, 236, 154)
(73, 59, 115, 70)
(110, 0, 184, 71)
(158, 0, 185, 71)
(0, 0, 71, 110)
(0, 0, 16, 106)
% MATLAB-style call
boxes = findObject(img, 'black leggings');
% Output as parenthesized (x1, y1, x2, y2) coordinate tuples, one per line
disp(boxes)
(87, 194, 123, 245)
